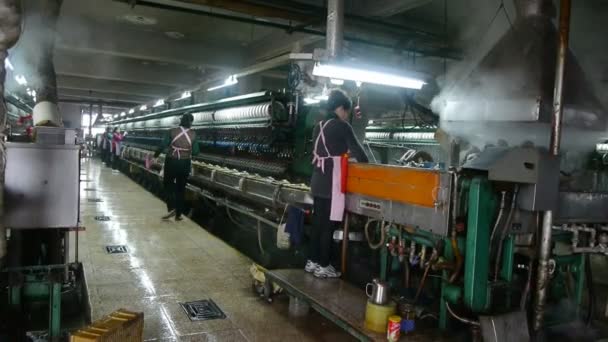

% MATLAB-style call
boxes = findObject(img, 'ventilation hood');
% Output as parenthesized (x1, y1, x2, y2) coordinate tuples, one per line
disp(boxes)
(439, 0, 606, 130)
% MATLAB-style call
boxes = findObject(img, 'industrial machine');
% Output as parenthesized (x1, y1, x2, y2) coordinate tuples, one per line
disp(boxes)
(1, 125, 87, 341)
(105, 80, 607, 340)
(95, 1, 608, 339)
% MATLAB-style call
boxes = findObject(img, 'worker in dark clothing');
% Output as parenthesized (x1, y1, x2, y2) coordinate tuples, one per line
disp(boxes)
(154, 113, 200, 221)
(307, 89, 369, 278)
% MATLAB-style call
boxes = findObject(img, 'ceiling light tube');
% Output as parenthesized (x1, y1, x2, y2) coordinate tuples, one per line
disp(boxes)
(313, 63, 425, 90)
(4, 58, 13, 71)
(179, 91, 191, 100)
(153, 99, 165, 107)
(304, 98, 321, 105)
(207, 75, 238, 91)
(128, 109, 135, 114)
(14, 74, 27, 86)
(140, 105, 148, 111)
(120, 111, 126, 117)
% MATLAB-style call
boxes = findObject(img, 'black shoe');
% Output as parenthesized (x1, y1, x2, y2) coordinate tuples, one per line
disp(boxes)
(175, 215, 183, 221)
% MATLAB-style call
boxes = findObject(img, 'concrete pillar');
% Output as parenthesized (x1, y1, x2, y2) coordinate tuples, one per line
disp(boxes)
(0, 0, 22, 266)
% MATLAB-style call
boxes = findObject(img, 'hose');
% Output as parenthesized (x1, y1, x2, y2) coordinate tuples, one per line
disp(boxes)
(414, 262, 432, 304)
(585, 254, 595, 326)
(493, 185, 519, 281)
(257, 220, 265, 255)
(490, 191, 508, 242)
(449, 236, 463, 283)
(365, 219, 386, 250)
(445, 302, 480, 326)
(520, 260, 534, 310)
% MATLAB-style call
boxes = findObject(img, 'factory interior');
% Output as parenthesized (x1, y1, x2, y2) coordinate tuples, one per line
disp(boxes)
(1, 0, 608, 341)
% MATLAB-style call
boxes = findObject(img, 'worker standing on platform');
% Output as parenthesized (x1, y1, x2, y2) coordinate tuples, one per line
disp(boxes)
(155, 113, 199, 221)
(307, 89, 368, 278)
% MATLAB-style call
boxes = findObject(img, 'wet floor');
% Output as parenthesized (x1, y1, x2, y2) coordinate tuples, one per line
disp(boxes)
(76, 158, 354, 341)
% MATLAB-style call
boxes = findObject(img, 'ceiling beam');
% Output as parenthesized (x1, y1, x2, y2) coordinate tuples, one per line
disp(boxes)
(357, 0, 434, 17)
(56, 16, 244, 69)
(59, 98, 133, 109)
(58, 88, 154, 104)
(165, 0, 309, 21)
(56, 75, 173, 98)
(54, 50, 201, 87)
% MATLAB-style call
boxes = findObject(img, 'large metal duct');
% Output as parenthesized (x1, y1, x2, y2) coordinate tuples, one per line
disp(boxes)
(22, 0, 64, 126)
(0, 0, 22, 266)
(326, 0, 344, 60)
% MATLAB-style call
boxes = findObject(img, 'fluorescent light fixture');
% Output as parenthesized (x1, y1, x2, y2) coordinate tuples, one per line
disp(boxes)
(128, 109, 135, 114)
(304, 98, 320, 105)
(4, 58, 13, 71)
(120, 111, 126, 117)
(140, 105, 148, 111)
(14, 74, 27, 86)
(153, 99, 165, 107)
(113, 114, 118, 118)
(314, 95, 328, 101)
(330, 79, 344, 85)
(312, 63, 425, 90)
(207, 75, 238, 91)
(180, 91, 191, 99)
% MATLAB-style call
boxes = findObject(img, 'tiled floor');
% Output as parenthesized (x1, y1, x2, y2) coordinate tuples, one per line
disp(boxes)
(76, 159, 353, 341)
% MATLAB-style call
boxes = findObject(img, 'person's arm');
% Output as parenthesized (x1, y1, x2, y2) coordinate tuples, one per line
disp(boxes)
(344, 122, 369, 163)
(154, 131, 171, 158)
(192, 139, 200, 156)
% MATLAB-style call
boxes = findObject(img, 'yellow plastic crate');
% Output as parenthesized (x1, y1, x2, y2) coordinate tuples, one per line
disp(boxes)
(70, 309, 143, 342)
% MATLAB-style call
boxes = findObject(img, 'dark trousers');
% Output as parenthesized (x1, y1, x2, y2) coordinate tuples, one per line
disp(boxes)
(163, 158, 191, 217)
(310, 196, 337, 267)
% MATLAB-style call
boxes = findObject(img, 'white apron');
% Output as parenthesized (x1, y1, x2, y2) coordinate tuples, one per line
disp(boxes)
(312, 119, 345, 222)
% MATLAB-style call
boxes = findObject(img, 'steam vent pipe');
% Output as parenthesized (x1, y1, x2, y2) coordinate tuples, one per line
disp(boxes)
(31, 0, 63, 127)
(326, 0, 344, 60)
(0, 0, 21, 266)
(533, 0, 571, 332)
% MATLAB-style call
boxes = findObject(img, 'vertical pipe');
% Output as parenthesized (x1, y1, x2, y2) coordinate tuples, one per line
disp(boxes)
(0, 0, 22, 266)
(532, 0, 571, 331)
(326, 0, 344, 60)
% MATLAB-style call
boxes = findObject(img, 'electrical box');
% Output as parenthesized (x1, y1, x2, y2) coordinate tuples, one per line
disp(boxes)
(3, 142, 80, 229)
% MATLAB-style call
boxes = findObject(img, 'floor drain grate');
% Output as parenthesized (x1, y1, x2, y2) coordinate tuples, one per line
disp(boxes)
(105, 245, 128, 254)
(180, 299, 226, 322)
(88, 198, 103, 203)
(95, 216, 110, 221)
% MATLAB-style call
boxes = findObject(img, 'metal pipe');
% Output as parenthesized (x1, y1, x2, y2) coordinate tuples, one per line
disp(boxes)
(445, 302, 480, 326)
(341, 213, 350, 275)
(0, 0, 22, 266)
(533, 0, 571, 331)
(326, 0, 344, 60)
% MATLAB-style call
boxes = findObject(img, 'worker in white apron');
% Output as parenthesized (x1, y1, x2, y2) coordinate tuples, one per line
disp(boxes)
(307, 89, 368, 278)
(154, 113, 200, 221)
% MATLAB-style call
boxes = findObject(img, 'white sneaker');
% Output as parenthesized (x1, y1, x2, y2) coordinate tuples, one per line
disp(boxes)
(162, 210, 176, 220)
(314, 265, 341, 278)
(304, 260, 320, 273)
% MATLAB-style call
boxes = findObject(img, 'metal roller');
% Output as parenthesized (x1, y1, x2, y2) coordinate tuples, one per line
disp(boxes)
(214, 102, 273, 122)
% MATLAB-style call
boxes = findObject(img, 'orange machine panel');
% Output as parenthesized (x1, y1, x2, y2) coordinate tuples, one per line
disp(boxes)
(347, 163, 440, 208)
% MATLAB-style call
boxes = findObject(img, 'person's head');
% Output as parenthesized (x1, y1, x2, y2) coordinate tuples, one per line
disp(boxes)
(326, 89, 352, 121)
(180, 113, 194, 128)
(113, 127, 118, 133)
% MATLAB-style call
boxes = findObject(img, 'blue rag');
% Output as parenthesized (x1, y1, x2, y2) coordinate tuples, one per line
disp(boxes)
(285, 206, 305, 245)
